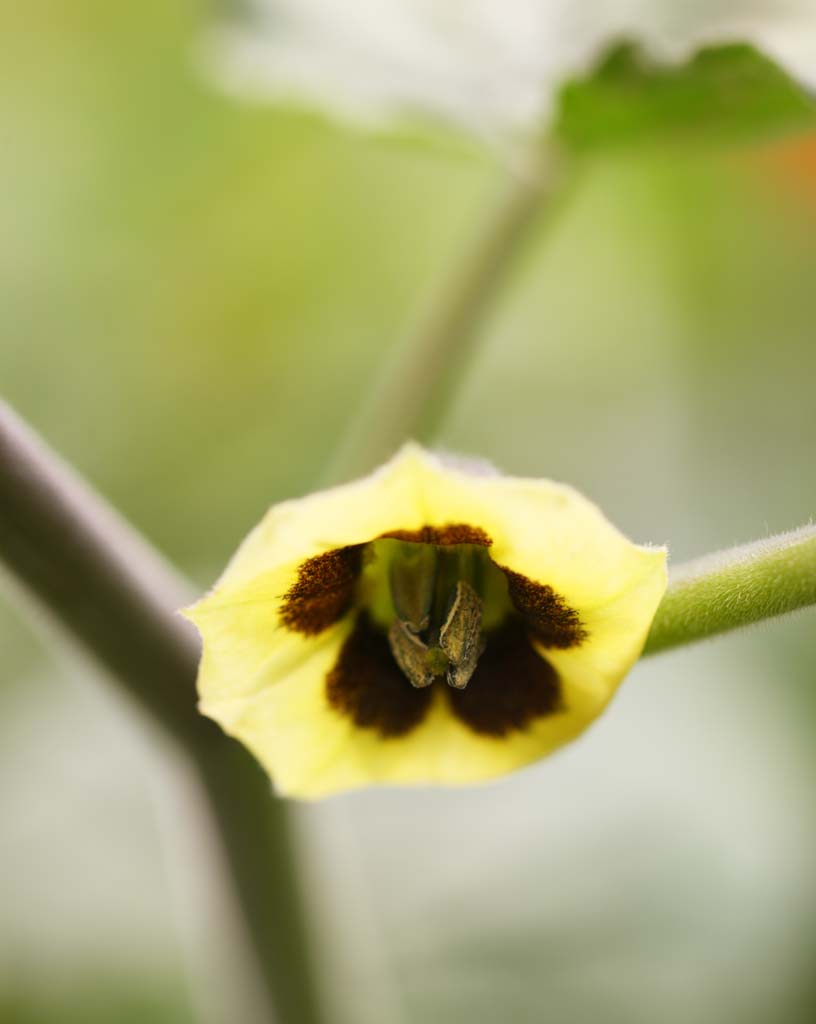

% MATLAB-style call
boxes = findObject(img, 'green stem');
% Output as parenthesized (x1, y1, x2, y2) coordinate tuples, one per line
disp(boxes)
(643, 524, 816, 655)
(0, 402, 322, 1024)
(324, 147, 560, 486)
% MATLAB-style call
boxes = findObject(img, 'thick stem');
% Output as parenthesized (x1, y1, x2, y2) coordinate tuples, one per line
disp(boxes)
(643, 524, 816, 655)
(324, 147, 559, 486)
(0, 401, 322, 1024)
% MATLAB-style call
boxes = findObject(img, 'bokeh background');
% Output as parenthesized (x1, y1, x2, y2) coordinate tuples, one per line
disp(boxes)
(2, 2, 816, 1022)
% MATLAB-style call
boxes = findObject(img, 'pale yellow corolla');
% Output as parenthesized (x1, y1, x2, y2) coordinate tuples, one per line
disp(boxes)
(183, 445, 666, 799)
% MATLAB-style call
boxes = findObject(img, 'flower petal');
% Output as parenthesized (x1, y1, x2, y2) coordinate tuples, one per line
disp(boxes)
(398, 448, 666, 610)
(182, 447, 435, 704)
(211, 622, 615, 799)
(200, 445, 436, 597)
(184, 565, 340, 706)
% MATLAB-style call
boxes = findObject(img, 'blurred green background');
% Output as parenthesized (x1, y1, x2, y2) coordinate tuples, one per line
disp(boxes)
(2, 2, 816, 1022)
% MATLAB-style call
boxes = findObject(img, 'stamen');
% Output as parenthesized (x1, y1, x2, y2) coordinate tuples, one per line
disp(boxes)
(388, 543, 437, 634)
(439, 580, 484, 690)
(386, 543, 488, 690)
(446, 618, 563, 736)
(387, 619, 438, 688)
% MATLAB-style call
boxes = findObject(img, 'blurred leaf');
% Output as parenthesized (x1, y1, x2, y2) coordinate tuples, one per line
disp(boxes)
(205, 2, 816, 146)
(556, 43, 816, 152)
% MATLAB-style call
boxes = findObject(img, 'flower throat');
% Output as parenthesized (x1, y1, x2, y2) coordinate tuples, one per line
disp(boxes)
(375, 541, 507, 691)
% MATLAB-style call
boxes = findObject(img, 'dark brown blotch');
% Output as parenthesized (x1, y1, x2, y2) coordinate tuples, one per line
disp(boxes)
(380, 523, 491, 547)
(280, 546, 363, 636)
(498, 566, 587, 649)
(447, 618, 563, 737)
(326, 613, 433, 737)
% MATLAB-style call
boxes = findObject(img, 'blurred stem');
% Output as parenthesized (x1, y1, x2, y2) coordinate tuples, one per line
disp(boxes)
(0, 402, 322, 1024)
(644, 524, 816, 655)
(324, 146, 560, 485)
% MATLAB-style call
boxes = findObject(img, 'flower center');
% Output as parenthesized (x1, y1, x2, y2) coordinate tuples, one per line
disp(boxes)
(280, 525, 587, 739)
(364, 540, 511, 691)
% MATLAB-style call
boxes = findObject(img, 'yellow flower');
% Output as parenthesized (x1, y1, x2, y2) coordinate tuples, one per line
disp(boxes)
(183, 445, 666, 799)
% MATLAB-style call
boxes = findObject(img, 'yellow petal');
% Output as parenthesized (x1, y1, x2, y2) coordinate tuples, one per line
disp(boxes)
(202, 445, 434, 596)
(201, 624, 646, 800)
(183, 445, 433, 707)
(400, 448, 666, 610)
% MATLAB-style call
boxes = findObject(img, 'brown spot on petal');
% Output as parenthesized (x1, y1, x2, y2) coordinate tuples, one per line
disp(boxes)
(280, 546, 363, 636)
(380, 523, 491, 547)
(327, 613, 433, 737)
(499, 566, 587, 649)
(447, 618, 563, 737)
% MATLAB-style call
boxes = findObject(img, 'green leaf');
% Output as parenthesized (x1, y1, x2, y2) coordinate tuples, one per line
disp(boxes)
(555, 42, 816, 152)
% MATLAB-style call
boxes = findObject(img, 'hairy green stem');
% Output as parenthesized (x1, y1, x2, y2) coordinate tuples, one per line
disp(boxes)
(324, 148, 559, 486)
(644, 524, 816, 655)
(0, 401, 322, 1024)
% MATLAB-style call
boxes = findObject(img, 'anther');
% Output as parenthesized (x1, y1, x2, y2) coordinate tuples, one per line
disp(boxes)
(439, 580, 484, 690)
(387, 545, 487, 691)
(388, 619, 438, 688)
